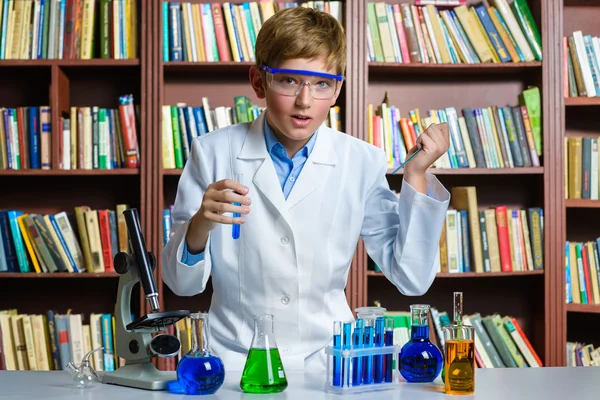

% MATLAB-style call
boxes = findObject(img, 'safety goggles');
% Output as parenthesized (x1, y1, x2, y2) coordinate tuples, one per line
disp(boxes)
(261, 65, 343, 100)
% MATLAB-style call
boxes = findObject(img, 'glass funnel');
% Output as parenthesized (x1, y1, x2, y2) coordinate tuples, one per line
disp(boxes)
(176, 312, 225, 395)
(240, 314, 288, 393)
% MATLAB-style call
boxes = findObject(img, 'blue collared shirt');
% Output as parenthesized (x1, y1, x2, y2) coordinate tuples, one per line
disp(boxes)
(181, 119, 318, 265)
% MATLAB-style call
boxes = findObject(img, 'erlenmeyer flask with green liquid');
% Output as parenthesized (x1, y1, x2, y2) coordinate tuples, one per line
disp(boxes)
(240, 314, 288, 393)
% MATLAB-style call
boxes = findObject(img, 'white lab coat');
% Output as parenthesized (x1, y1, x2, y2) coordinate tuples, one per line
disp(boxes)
(162, 111, 450, 372)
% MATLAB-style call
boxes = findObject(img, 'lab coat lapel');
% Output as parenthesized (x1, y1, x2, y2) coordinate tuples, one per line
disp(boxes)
(237, 113, 290, 222)
(286, 126, 338, 209)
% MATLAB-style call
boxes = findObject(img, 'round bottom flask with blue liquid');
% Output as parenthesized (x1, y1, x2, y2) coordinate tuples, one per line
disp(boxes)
(399, 304, 443, 383)
(177, 312, 225, 395)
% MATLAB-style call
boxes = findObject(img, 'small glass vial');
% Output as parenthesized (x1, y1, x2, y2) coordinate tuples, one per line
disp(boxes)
(176, 313, 225, 395)
(399, 304, 443, 383)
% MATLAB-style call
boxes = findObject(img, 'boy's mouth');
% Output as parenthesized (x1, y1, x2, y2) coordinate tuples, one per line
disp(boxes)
(292, 115, 311, 121)
(291, 115, 313, 128)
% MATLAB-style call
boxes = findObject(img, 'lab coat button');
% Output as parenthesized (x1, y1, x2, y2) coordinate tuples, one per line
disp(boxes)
(281, 237, 289, 244)
(281, 296, 290, 305)
(289, 176, 295, 182)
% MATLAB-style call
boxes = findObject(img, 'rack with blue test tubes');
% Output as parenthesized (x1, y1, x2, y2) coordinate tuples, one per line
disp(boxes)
(325, 318, 402, 394)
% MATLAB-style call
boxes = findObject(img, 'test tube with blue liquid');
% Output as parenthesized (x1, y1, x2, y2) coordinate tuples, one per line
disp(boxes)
(232, 173, 243, 239)
(332, 321, 342, 387)
(352, 319, 364, 385)
(384, 318, 394, 382)
(362, 324, 374, 384)
(374, 317, 385, 383)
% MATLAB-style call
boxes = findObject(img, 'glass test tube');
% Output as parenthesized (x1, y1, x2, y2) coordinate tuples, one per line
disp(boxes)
(232, 173, 243, 239)
(363, 325, 374, 384)
(374, 317, 385, 383)
(332, 321, 342, 387)
(342, 323, 352, 386)
(384, 318, 394, 382)
(352, 319, 364, 386)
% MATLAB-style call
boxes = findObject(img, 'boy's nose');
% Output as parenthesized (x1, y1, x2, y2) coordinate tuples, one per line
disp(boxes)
(295, 83, 313, 107)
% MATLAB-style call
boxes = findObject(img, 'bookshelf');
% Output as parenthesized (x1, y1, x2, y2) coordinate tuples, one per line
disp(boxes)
(0, 0, 585, 371)
(0, 0, 149, 329)
(563, 0, 600, 365)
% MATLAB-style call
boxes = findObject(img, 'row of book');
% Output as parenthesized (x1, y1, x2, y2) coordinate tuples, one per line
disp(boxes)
(0, 0, 138, 60)
(565, 240, 600, 306)
(367, 0, 541, 65)
(565, 137, 600, 201)
(567, 342, 600, 367)
(58, 95, 140, 170)
(161, 97, 342, 169)
(0, 309, 122, 372)
(380, 304, 542, 368)
(0, 95, 139, 171)
(368, 87, 542, 170)
(0, 205, 130, 274)
(0, 106, 51, 170)
(564, 31, 600, 98)
(374, 186, 544, 274)
(163, 1, 342, 63)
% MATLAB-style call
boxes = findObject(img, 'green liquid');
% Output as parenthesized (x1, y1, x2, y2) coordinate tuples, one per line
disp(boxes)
(240, 348, 288, 393)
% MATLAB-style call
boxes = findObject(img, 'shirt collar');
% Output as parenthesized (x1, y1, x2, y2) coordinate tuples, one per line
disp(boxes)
(264, 116, 318, 159)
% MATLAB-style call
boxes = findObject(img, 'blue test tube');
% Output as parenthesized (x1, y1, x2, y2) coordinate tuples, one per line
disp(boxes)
(374, 317, 385, 383)
(333, 321, 342, 387)
(232, 173, 243, 239)
(363, 325, 374, 384)
(384, 318, 394, 382)
(342, 323, 352, 386)
(352, 319, 364, 386)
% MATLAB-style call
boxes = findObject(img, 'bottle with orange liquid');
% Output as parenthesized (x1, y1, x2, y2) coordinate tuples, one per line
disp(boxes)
(442, 292, 475, 395)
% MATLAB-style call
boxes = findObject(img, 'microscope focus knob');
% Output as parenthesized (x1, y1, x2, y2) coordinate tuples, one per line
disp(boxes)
(114, 252, 132, 275)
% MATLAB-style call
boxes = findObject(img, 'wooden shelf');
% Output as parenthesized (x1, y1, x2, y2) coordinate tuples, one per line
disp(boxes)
(565, 97, 600, 106)
(565, 199, 600, 208)
(367, 270, 544, 278)
(163, 61, 254, 74)
(0, 273, 119, 278)
(0, 59, 139, 67)
(163, 169, 184, 176)
(566, 303, 600, 314)
(369, 61, 542, 75)
(388, 167, 544, 175)
(0, 169, 140, 176)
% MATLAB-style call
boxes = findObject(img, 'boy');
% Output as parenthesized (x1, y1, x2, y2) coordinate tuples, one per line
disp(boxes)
(162, 7, 450, 372)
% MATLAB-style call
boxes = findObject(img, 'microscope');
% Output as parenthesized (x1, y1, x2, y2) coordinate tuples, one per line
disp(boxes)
(102, 208, 190, 390)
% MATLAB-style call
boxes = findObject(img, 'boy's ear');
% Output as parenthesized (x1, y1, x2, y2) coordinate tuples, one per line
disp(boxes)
(249, 66, 266, 99)
(330, 79, 344, 106)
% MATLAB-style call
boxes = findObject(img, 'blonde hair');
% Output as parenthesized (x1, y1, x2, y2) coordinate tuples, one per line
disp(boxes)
(254, 7, 346, 75)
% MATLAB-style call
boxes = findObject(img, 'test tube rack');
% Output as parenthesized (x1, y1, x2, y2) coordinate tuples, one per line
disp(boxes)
(324, 344, 404, 395)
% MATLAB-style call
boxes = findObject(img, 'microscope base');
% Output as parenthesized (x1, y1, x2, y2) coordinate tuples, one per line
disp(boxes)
(102, 361, 176, 390)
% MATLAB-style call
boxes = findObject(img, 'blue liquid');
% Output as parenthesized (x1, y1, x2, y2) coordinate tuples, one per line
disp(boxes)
(384, 330, 394, 382)
(374, 318, 385, 383)
(333, 334, 342, 386)
(352, 325, 363, 386)
(362, 326, 374, 384)
(177, 354, 225, 395)
(399, 325, 443, 383)
(232, 202, 241, 239)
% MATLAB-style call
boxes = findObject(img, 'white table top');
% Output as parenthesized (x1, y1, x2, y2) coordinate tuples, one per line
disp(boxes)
(1, 367, 599, 399)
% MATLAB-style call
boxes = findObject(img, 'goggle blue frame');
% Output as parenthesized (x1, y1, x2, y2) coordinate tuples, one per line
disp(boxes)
(260, 65, 343, 81)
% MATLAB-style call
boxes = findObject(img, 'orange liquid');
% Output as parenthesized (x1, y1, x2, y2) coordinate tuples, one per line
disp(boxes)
(444, 339, 475, 395)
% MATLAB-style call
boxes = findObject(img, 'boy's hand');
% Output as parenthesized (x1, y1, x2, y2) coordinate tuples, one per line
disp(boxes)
(404, 122, 450, 176)
(186, 179, 251, 253)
